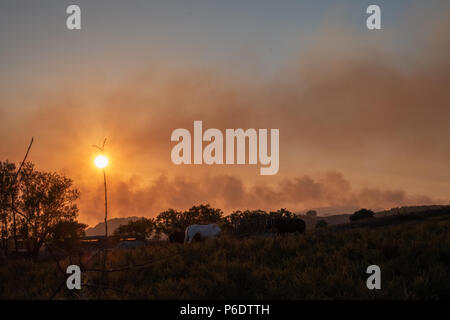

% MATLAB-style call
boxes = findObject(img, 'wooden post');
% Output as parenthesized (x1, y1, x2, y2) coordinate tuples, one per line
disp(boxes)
(103, 168, 108, 239)
(93, 138, 109, 294)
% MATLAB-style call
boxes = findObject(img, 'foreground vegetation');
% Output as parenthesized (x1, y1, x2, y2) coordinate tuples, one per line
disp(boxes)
(1, 210, 449, 300)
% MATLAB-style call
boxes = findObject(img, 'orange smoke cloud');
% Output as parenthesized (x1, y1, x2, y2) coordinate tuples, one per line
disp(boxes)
(77, 171, 436, 225)
(1, 7, 449, 226)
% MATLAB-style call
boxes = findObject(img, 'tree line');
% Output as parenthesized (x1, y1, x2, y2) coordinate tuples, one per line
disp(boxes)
(113, 205, 338, 240)
(114, 207, 375, 240)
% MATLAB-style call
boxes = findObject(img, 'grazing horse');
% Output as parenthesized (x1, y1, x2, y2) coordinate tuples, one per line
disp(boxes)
(266, 218, 306, 234)
(169, 231, 185, 243)
(184, 223, 221, 243)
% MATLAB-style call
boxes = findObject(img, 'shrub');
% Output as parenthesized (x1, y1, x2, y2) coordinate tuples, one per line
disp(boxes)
(114, 218, 154, 240)
(350, 209, 374, 222)
(315, 220, 328, 229)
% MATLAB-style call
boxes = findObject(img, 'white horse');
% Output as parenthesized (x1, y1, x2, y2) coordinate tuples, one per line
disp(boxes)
(184, 223, 221, 243)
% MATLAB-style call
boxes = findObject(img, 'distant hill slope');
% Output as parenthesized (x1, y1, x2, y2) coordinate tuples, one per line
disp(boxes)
(376, 205, 450, 216)
(308, 205, 450, 228)
(322, 214, 351, 225)
(295, 213, 351, 230)
(295, 206, 360, 229)
(85, 216, 143, 236)
(297, 206, 359, 217)
(298, 206, 386, 216)
(330, 205, 450, 232)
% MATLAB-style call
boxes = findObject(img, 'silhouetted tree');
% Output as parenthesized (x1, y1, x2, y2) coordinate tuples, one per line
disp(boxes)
(48, 220, 87, 253)
(306, 210, 318, 218)
(113, 218, 154, 240)
(269, 208, 294, 219)
(155, 204, 223, 236)
(17, 163, 80, 258)
(154, 208, 184, 236)
(350, 208, 375, 222)
(224, 210, 268, 234)
(0, 161, 18, 255)
(182, 204, 223, 225)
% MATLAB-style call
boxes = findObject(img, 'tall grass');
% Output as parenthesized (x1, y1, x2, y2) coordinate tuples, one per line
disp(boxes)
(1, 214, 449, 299)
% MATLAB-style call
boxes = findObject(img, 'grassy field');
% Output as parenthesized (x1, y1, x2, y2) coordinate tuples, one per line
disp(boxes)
(1, 211, 449, 300)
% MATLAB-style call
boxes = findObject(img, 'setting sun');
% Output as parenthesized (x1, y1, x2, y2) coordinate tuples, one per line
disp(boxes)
(94, 155, 109, 168)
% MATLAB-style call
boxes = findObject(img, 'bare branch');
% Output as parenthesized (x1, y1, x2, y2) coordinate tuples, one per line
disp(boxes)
(92, 145, 103, 152)
(13, 137, 34, 182)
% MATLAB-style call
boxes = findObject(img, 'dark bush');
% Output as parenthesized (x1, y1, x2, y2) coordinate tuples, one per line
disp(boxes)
(350, 209, 374, 222)
(315, 220, 328, 229)
(114, 218, 154, 240)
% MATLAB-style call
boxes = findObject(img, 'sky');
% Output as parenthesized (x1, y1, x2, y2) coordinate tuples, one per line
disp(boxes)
(1, 1, 449, 226)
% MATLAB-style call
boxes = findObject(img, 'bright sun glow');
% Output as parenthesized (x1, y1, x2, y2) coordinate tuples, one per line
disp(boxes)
(94, 155, 109, 168)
